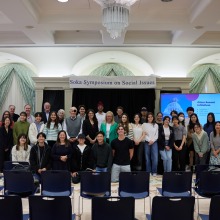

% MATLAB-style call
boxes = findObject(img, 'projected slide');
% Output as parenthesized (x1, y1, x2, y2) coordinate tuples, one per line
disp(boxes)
(160, 93, 220, 126)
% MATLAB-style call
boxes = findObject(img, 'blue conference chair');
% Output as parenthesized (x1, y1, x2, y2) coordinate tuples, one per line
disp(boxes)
(157, 171, 192, 197)
(199, 195, 220, 220)
(3, 161, 30, 171)
(147, 196, 195, 220)
(41, 170, 73, 196)
(118, 171, 150, 213)
(3, 170, 38, 197)
(92, 197, 135, 220)
(0, 195, 23, 220)
(79, 171, 111, 218)
(29, 196, 75, 220)
(194, 170, 220, 215)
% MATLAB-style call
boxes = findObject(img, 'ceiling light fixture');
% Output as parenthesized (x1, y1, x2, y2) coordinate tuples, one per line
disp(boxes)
(94, 0, 138, 39)
(58, 0, 68, 2)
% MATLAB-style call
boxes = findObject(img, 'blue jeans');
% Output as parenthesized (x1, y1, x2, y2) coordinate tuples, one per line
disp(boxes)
(96, 167, 108, 172)
(160, 149, 172, 172)
(144, 141, 158, 174)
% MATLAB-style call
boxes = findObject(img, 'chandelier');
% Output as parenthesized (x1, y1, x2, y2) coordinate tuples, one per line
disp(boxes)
(94, 0, 138, 39)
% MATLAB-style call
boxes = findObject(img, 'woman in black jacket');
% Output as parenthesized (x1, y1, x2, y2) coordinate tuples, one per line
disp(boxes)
(0, 117, 13, 171)
(158, 116, 174, 172)
(30, 132, 51, 181)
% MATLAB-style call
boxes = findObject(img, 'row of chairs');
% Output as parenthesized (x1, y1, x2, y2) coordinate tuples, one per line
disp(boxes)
(0, 195, 75, 220)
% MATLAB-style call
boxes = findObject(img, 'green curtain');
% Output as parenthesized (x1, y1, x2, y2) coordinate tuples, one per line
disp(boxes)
(90, 63, 134, 76)
(189, 64, 220, 93)
(0, 63, 36, 112)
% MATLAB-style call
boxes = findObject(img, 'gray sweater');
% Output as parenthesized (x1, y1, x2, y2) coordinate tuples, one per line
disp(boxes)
(192, 131, 209, 154)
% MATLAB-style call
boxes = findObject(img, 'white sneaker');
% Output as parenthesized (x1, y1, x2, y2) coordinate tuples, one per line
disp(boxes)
(152, 173, 157, 177)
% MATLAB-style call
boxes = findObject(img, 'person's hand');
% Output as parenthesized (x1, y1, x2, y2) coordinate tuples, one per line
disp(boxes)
(60, 155, 67, 162)
(71, 172, 78, 177)
(198, 153, 203, 157)
(148, 140, 154, 145)
(165, 146, 170, 151)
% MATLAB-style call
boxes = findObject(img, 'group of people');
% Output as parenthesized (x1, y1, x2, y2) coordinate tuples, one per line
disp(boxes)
(0, 101, 218, 183)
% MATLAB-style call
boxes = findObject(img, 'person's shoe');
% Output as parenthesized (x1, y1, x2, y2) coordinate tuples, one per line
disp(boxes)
(152, 173, 157, 177)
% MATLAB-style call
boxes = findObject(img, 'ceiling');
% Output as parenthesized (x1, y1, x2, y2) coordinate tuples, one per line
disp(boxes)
(0, 0, 220, 46)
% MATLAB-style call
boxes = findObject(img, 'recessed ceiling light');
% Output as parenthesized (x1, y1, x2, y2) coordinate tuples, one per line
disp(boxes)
(161, 0, 172, 2)
(58, 0, 68, 2)
(25, 25, 35, 29)
(193, 26, 204, 30)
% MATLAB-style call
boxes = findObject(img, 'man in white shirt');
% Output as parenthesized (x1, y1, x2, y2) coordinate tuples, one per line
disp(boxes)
(95, 101, 106, 130)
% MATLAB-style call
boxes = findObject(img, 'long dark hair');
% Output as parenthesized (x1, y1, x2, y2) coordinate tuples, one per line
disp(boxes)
(147, 112, 156, 125)
(2, 116, 12, 127)
(1, 110, 11, 122)
(119, 113, 130, 135)
(86, 109, 98, 124)
(56, 130, 69, 147)
(16, 133, 28, 151)
(188, 113, 199, 130)
(213, 121, 220, 137)
(46, 111, 59, 129)
(204, 112, 215, 129)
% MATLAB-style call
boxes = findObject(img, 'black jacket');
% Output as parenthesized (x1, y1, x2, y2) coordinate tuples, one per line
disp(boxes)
(0, 126, 13, 151)
(71, 145, 93, 172)
(158, 125, 174, 150)
(30, 143, 51, 173)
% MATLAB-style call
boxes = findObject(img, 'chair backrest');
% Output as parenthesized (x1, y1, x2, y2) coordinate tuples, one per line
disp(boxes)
(80, 171, 111, 198)
(0, 196, 23, 220)
(29, 196, 72, 220)
(209, 195, 220, 220)
(41, 170, 72, 196)
(195, 165, 220, 183)
(92, 197, 135, 220)
(151, 196, 195, 220)
(198, 171, 220, 196)
(3, 170, 36, 197)
(3, 161, 30, 171)
(162, 171, 192, 195)
(118, 171, 150, 198)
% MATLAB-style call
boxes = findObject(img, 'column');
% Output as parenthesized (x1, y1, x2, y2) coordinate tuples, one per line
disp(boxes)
(35, 89, 44, 112)
(64, 89, 73, 117)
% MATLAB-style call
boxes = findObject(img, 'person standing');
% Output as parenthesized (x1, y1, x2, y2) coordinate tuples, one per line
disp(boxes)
(0, 117, 13, 171)
(95, 101, 106, 130)
(192, 123, 209, 165)
(111, 125, 134, 182)
(91, 131, 112, 172)
(30, 132, 51, 181)
(209, 121, 220, 165)
(28, 112, 45, 146)
(13, 112, 30, 144)
(43, 111, 62, 148)
(114, 106, 124, 123)
(23, 104, 35, 124)
(42, 102, 51, 123)
(172, 116, 187, 171)
(82, 109, 99, 147)
(140, 107, 148, 124)
(142, 112, 159, 176)
(131, 114, 145, 171)
(9, 105, 19, 122)
(100, 111, 118, 144)
(158, 116, 174, 172)
(63, 107, 82, 147)
(51, 130, 72, 170)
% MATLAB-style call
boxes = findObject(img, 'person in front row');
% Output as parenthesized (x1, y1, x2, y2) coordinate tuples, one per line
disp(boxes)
(30, 132, 51, 181)
(11, 133, 31, 162)
(91, 131, 112, 172)
(51, 130, 72, 171)
(71, 134, 93, 184)
(111, 125, 134, 182)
